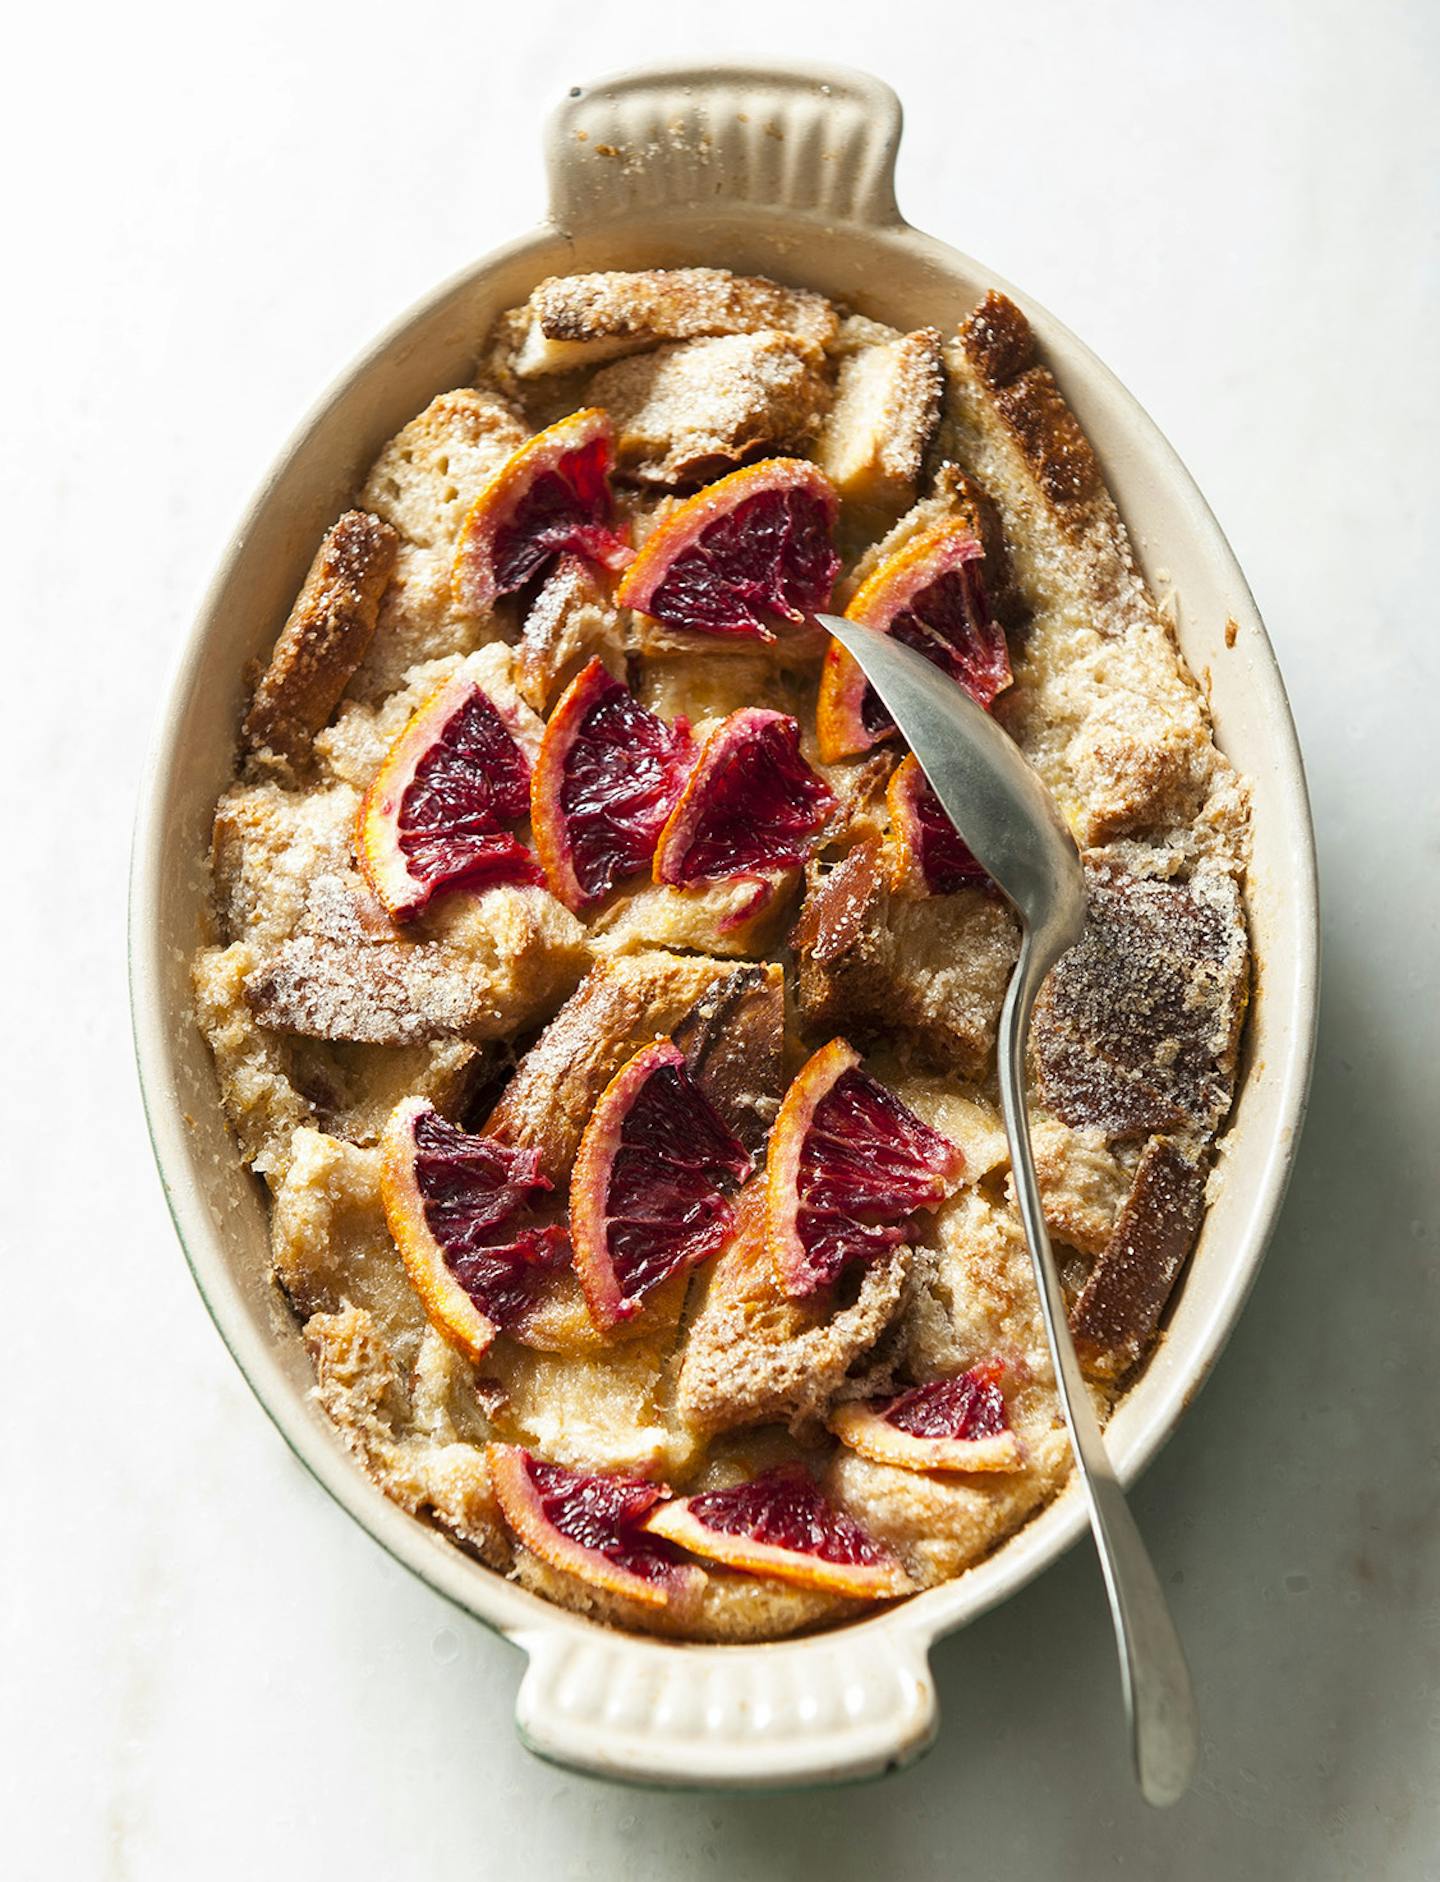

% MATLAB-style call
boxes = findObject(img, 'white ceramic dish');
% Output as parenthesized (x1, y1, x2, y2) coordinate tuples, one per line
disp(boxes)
(129, 62, 1318, 1789)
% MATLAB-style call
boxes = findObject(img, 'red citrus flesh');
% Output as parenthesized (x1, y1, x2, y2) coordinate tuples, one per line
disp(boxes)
(380, 1098, 569, 1362)
(487, 1445, 704, 1610)
(886, 753, 993, 896)
(816, 521, 1012, 762)
(643, 1465, 914, 1598)
(453, 409, 633, 616)
(617, 459, 839, 641)
(765, 1039, 965, 1298)
(530, 658, 696, 909)
(652, 708, 835, 886)
(829, 1362, 1025, 1473)
(571, 1040, 753, 1329)
(357, 674, 541, 920)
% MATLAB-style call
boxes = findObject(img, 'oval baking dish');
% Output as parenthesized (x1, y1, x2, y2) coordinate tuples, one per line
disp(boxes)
(130, 61, 1318, 1789)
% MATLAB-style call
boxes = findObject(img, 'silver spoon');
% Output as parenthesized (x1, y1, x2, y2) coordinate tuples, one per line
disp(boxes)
(818, 615, 1200, 1808)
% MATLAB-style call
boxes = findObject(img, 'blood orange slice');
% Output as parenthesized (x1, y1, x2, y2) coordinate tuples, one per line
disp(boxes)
(380, 1097, 569, 1363)
(571, 1040, 753, 1329)
(530, 657, 695, 910)
(651, 709, 835, 886)
(487, 1445, 704, 1611)
(616, 459, 839, 642)
(357, 672, 541, 920)
(452, 409, 633, 615)
(642, 1465, 914, 1598)
(816, 520, 1012, 762)
(886, 753, 993, 896)
(829, 1362, 1025, 1473)
(765, 1038, 964, 1298)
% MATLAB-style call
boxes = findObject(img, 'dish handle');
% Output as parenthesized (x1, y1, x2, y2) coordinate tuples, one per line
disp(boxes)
(513, 1620, 937, 1788)
(545, 61, 903, 235)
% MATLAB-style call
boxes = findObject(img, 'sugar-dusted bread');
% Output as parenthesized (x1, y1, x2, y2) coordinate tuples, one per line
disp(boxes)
(590, 331, 832, 488)
(502, 267, 838, 377)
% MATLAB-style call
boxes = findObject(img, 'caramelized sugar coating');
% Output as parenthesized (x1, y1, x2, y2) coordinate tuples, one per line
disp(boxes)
(194, 269, 1250, 1640)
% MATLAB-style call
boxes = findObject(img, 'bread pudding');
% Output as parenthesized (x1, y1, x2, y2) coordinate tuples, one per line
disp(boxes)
(193, 267, 1250, 1640)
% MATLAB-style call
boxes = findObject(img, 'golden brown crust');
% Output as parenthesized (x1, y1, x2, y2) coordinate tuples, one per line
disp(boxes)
(958, 292, 1103, 518)
(1071, 1138, 1207, 1377)
(484, 951, 736, 1180)
(242, 510, 398, 769)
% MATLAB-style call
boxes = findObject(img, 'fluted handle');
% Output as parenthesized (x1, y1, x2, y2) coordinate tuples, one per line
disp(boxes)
(513, 1623, 936, 1788)
(545, 62, 904, 234)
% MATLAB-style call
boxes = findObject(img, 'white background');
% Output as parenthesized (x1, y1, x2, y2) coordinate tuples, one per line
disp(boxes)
(4, 2, 1438, 1876)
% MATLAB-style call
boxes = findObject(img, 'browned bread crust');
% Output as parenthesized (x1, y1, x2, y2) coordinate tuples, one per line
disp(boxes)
(669, 964, 785, 1155)
(1070, 1137, 1207, 1377)
(243, 510, 398, 768)
(677, 1187, 909, 1433)
(958, 293, 1103, 521)
(484, 951, 737, 1179)
(791, 840, 1019, 1079)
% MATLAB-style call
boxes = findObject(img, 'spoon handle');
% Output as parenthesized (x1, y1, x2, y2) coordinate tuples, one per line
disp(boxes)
(998, 934, 1201, 1808)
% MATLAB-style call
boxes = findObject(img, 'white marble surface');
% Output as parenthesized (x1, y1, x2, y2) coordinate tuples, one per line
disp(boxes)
(5, 2, 1438, 1875)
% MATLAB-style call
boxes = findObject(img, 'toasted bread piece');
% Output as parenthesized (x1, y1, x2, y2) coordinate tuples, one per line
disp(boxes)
(245, 884, 588, 1047)
(1026, 1113, 1138, 1258)
(484, 950, 736, 1180)
(315, 643, 539, 794)
(344, 543, 477, 707)
(482, 1335, 697, 1479)
(816, 325, 943, 515)
(359, 387, 528, 552)
(283, 1036, 484, 1147)
(514, 556, 627, 713)
(192, 942, 315, 1179)
(791, 840, 1020, 1078)
(242, 510, 398, 770)
(814, 750, 897, 858)
(944, 291, 1251, 860)
(947, 293, 1142, 624)
(507, 268, 838, 377)
(1070, 1136, 1208, 1377)
(589, 332, 831, 488)
(1030, 866, 1247, 1140)
(306, 1307, 508, 1565)
(677, 1187, 910, 1434)
(1065, 683, 1213, 844)
(589, 874, 800, 962)
(271, 1129, 426, 1330)
(211, 777, 359, 947)
(670, 963, 786, 1155)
